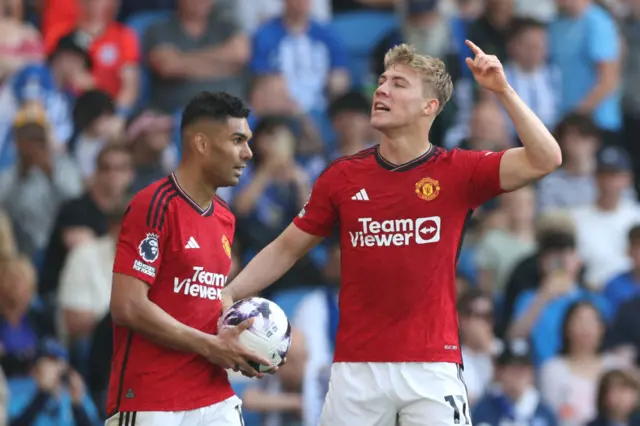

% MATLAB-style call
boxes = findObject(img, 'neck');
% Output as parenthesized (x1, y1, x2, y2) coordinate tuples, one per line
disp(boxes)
(504, 387, 526, 403)
(174, 162, 215, 209)
(1, 305, 23, 326)
(338, 139, 366, 156)
(78, 18, 107, 35)
(568, 350, 598, 362)
(596, 194, 620, 211)
(180, 13, 207, 35)
(509, 222, 534, 239)
(379, 126, 432, 165)
(283, 12, 308, 33)
(133, 146, 162, 166)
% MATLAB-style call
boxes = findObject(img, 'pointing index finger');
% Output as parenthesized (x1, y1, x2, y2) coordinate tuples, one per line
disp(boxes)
(465, 40, 484, 56)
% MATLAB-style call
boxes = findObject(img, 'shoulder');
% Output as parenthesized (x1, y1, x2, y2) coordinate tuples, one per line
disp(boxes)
(255, 18, 285, 39)
(108, 22, 137, 39)
(146, 15, 177, 35)
(126, 177, 177, 228)
(540, 357, 567, 376)
(320, 146, 378, 178)
(587, 4, 615, 24)
(214, 195, 234, 223)
(308, 20, 335, 38)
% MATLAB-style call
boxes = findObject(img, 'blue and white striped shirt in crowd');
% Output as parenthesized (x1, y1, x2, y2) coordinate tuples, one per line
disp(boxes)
(504, 62, 561, 137)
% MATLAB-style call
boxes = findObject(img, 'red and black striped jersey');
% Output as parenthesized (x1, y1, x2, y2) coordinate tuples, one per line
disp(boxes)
(107, 173, 235, 415)
(293, 145, 506, 364)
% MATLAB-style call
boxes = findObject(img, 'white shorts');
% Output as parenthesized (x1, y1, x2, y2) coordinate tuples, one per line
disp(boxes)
(105, 395, 243, 426)
(319, 362, 471, 426)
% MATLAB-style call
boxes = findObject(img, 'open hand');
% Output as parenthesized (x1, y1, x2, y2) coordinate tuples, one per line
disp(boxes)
(465, 40, 510, 94)
(204, 318, 272, 378)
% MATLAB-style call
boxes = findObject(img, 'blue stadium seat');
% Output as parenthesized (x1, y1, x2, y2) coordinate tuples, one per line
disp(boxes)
(328, 12, 398, 87)
(271, 287, 319, 319)
(125, 10, 172, 110)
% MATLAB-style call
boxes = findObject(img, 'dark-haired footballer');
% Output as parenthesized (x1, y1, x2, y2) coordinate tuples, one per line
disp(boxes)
(106, 92, 271, 426)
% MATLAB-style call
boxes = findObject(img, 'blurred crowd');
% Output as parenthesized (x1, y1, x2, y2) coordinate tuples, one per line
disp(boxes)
(2, 0, 640, 425)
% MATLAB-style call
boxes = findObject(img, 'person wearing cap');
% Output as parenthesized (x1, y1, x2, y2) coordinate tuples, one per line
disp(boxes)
(570, 145, 640, 290)
(473, 339, 557, 426)
(0, 107, 82, 257)
(6, 338, 101, 426)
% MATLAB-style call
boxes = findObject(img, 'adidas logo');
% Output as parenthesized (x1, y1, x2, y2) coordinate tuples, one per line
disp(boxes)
(185, 237, 200, 249)
(126, 389, 135, 399)
(351, 189, 369, 201)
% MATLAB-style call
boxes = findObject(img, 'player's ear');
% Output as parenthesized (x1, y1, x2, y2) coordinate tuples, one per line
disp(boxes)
(423, 98, 439, 116)
(194, 133, 208, 154)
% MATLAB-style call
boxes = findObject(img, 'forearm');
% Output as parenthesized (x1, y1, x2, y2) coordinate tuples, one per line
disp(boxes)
(497, 86, 561, 169)
(195, 36, 250, 66)
(116, 66, 139, 109)
(112, 291, 209, 356)
(225, 237, 299, 300)
(578, 78, 618, 113)
(507, 294, 550, 339)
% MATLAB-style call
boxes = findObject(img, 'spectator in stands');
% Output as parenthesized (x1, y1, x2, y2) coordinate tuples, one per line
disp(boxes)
(294, 240, 340, 426)
(57, 196, 128, 346)
(540, 301, 625, 426)
(243, 328, 307, 426)
(622, 0, 640, 197)
(0, 210, 17, 261)
(458, 289, 496, 404)
(403, 0, 458, 67)
(249, 75, 323, 158)
(571, 146, 640, 290)
(459, 101, 512, 150)
(507, 229, 612, 366)
(44, 0, 140, 116)
(503, 18, 560, 137)
(235, 0, 331, 34)
(0, 64, 74, 172)
(7, 338, 101, 426)
(537, 114, 602, 212)
(475, 186, 536, 293)
(0, 0, 43, 83)
(550, 0, 621, 138)
(467, 0, 515, 60)
(68, 90, 122, 181)
(587, 370, 640, 426)
(233, 117, 311, 263)
(602, 225, 640, 311)
(499, 212, 577, 335)
(145, 0, 249, 113)
(0, 107, 82, 257)
(0, 256, 54, 378)
(331, 0, 395, 13)
(47, 32, 96, 97)
(473, 339, 557, 426)
(39, 145, 133, 300)
(251, 0, 350, 114)
(125, 109, 175, 193)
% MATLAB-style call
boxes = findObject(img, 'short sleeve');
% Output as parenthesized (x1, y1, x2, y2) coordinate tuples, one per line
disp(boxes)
(455, 149, 507, 209)
(293, 165, 339, 237)
(143, 22, 171, 57)
(112, 194, 167, 285)
(322, 31, 348, 69)
(588, 11, 620, 63)
(513, 289, 537, 321)
(121, 27, 141, 64)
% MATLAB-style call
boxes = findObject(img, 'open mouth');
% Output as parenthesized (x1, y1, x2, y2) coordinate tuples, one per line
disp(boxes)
(374, 102, 390, 112)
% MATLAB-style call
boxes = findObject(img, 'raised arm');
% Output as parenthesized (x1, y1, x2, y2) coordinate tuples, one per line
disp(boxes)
(465, 40, 562, 192)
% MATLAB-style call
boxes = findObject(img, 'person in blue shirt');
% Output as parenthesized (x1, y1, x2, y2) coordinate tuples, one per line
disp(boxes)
(507, 231, 612, 366)
(473, 338, 558, 426)
(250, 0, 350, 114)
(549, 0, 621, 135)
(603, 225, 640, 311)
(8, 338, 101, 426)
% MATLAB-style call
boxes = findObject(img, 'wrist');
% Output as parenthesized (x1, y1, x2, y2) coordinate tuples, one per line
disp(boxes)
(495, 84, 516, 99)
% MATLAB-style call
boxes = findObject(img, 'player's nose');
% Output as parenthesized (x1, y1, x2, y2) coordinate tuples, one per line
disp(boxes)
(240, 143, 253, 161)
(374, 82, 390, 97)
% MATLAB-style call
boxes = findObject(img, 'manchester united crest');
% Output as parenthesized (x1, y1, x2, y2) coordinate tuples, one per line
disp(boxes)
(222, 235, 232, 258)
(415, 177, 440, 201)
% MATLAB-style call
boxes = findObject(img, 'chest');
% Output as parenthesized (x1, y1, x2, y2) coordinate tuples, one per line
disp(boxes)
(336, 169, 469, 248)
(159, 208, 234, 292)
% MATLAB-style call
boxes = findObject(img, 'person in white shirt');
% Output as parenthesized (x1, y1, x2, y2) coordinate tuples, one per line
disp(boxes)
(571, 146, 640, 290)
(57, 196, 129, 344)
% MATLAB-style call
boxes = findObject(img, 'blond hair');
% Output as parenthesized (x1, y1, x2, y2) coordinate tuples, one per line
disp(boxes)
(384, 44, 453, 115)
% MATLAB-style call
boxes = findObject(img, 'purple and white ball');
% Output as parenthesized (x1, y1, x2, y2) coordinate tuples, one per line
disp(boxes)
(218, 297, 292, 372)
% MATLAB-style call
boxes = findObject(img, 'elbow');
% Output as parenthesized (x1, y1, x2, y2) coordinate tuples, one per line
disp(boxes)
(110, 297, 138, 328)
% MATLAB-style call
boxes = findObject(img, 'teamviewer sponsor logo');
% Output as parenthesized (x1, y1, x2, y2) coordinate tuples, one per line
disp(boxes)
(349, 216, 441, 247)
(173, 266, 228, 300)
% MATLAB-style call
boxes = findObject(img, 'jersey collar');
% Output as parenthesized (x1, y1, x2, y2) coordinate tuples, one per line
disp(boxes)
(169, 173, 214, 217)
(374, 144, 438, 172)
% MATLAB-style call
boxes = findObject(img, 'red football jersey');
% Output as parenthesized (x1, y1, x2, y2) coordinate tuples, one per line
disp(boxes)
(107, 174, 235, 415)
(293, 145, 506, 364)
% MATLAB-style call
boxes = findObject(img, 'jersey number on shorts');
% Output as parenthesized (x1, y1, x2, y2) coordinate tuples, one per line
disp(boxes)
(444, 394, 470, 425)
